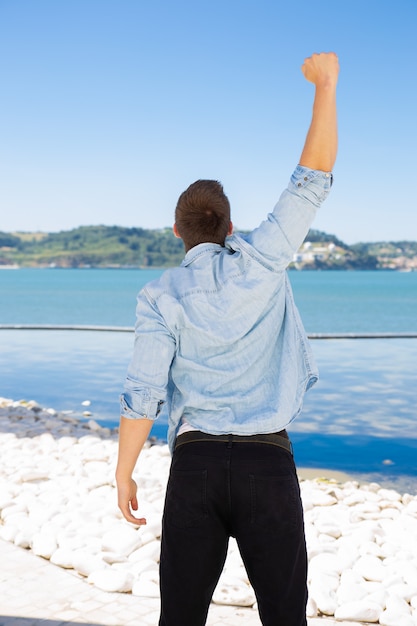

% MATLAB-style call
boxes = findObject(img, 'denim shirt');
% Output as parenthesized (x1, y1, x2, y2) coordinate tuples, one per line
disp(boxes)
(120, 165, 333, 452)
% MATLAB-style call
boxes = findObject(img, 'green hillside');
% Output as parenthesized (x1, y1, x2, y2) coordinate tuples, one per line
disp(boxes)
(0, 225, 416, 270)
(0, 226, 185, 268)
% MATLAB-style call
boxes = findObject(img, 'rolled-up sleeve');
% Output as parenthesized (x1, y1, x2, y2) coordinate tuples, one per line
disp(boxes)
(244, 165, 333, 271)
(120, 288, 176, 420)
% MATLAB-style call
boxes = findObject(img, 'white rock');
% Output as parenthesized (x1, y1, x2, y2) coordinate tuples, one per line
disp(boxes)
(366, 587, 389, 609)
(101, 525, 142, 556)
(31, 532, 58, 559)
(359, 540, 386, 558)
(385, 593, 412, 615)
(308, 584, 337, 616)
(222, 566, 249, 585)
(0, 524, 19, 542)
(378, 488, 402, 502)
(315, 520, 342, 539)
(134, 529, 156, 546)
(339, 569, 365, 586)
(307, 490, 338, 507)
(353, 554, 386, 582)
(354, 502, 382, 516)
(0, 490, 14, 510)
(389, 582, 417, 602)
(140, 516, 162, 540)
(334, 600, 382, 622)
(28, 503, 60, 527)
(127, 540, 160, 563)
(88, 569, 133, 593)
(379, 541, 398, 558)
(100, 551, 128, 564)
(378, 507, 401, 520)
(56, 529, 89, 551)
(126, 557, 158, 577)
(132, 577, 160, 598)
(309, 552, 343, 577)
(402, 563, 417, 587)
(83, 460, 110, 475)
(72, 551, 108, 577)
(336, 581, 368, 604)
(1, 502, 27, 520)
(138, 568, 159, 584)
(14, 523, 36, 549)
(212, 572, 256, 607)
(2, 514, 29, 541)
(342, 491, 368, 507)
(306, 596, 318, 617)
(379, 609, 414, 626)
(301, 498, 314, 512)
(404, 500, 417, 516)
(50, 548, 75, 568)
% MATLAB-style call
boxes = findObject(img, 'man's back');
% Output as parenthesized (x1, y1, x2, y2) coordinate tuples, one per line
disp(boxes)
(122, 166, 331, 450)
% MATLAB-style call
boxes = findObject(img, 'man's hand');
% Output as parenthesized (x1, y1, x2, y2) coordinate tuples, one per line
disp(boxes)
(117, 476, 147, 526)
(301, 52, 339, 88)
(115, 416, 153, 525)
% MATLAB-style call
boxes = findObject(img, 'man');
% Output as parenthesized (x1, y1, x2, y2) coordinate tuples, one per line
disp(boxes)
(116, 51, 339, 626)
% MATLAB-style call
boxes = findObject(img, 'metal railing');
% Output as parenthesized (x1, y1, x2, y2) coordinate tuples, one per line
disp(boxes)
(1, 324, 417, 339)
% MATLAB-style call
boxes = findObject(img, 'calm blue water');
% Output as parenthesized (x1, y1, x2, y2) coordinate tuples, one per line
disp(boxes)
(1, 268, 417, 332)
(1, 269, 417, 492)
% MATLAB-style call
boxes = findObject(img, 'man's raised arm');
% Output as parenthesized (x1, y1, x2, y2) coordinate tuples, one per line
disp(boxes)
(299, 52, 339, 172)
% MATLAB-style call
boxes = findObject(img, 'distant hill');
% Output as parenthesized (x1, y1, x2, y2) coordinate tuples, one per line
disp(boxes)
(0, 225, 184, 268)
(0, 226, 416, 270)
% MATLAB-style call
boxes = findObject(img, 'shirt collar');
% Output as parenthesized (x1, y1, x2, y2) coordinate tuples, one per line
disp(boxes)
(181, 242, 224, 267)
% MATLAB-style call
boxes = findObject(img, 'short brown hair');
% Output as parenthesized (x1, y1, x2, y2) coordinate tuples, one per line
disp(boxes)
(175, 180, 231, 251)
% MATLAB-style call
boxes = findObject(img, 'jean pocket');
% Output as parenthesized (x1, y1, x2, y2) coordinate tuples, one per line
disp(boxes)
(165, 469, 208, 529)
(249, 473, 302, 533)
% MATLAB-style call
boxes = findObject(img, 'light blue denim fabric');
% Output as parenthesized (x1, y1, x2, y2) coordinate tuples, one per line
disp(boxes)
(120, 165, 333, 452)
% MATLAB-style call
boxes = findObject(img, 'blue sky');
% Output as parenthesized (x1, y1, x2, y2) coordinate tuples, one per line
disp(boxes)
(1, 0, 416, 244)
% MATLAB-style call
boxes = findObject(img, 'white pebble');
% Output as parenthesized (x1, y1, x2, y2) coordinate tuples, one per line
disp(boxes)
(212, 574, 256, 607)
(50, 548, 75, 568)
(132, 577, 160, 598)
(128, 541, 160, 563)
(31, 532, 58, 559)
(72, 551, 109, 577)
(379, 609, 414, 626)
(353, 554, 387, 582)
(308, 583, 337, 616)
(334, 599, 382, 622)
(385, 593, 412, 615)
(306, 596, 317, 617)
(88, 569, 133, 593)
(101, 525, 143, 556)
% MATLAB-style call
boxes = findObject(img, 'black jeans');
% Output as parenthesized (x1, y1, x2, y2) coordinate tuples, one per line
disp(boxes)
(159, 434, 307, 626)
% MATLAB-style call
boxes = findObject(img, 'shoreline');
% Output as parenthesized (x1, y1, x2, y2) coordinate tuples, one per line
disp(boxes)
(1, 395, 416, 494)
(298, 467, 360, 484)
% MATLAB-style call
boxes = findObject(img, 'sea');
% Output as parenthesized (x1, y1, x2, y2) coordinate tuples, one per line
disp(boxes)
(1, 268, 417, 493)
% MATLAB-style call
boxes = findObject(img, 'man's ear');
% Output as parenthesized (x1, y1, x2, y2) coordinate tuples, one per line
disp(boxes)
(228, 221, 233, 236)
(173, 223, 181, 239)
